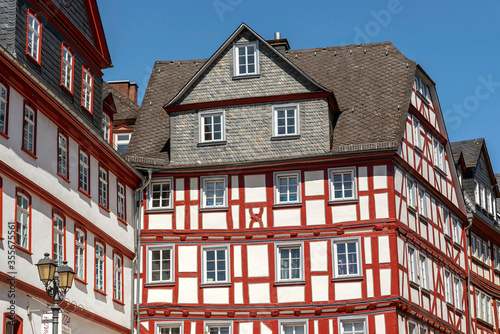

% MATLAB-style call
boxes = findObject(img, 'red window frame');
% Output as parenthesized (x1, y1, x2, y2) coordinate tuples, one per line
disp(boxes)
(25, 8, 42, 66)
(0, 78, 10, 139)
(21, 101, 37, 159)
(51, 209, 66, 266)
(81, 65, 94, 114)
(15, 188, 32, 254)
(74, 225, 87, 284)
(117, 179, 126, 224)
(57, 129, 70, 183)
(78, 146, 91, 198)
(113, 251, 124, 304)
(3, 312, 23, 334)
(60, 42, 74, 95)
(98, 164, 109, 211)
(94, 238, 106, 295)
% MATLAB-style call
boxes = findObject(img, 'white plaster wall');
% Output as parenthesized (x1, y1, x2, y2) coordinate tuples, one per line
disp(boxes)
(234, 282, 244, 304)
(231, 175, 239, 200)
(304, 170, 324, 196)
(358, 166, 368, 191)
(364, 237, 372, 264)
(366, 269, 374, 298)
(380, 268, 392, 296)
(277, 285, 305, 303)
(203, 287, 229, 304)
(247, 245, 269, 277)
(359, 196, 370, 220)
(148, 289, 173, 303)
(373, 165, 388, 189)
(240, 322, 254, 334)
(375, 314, 386, 334)
(273, 208, 301, 227)
(202, 212, 227, 229)
(176, 205, 185, 229)
(305, 200, 326, 225)
(231, 205, 240, 229)
(332, 204, 357, 223)
(178, 246, 198, 272)
(190, 205, 199, 229)
(244, 174, 266, 203)
(177, 277, 198, 303)
(374, 193, 389, 219)
(309, 241, 328, 271)
(378, 236, 391, 263)
(335, 282, 362, 300)
(175, 178, 185, 201)
(311, 275, 329, 301)
(248, 283, 271, 304)
(233, 245, 243, 277)
(261, 323, 273, 334)
(149, 213, 173, 230)
(190, 177, 198, 200)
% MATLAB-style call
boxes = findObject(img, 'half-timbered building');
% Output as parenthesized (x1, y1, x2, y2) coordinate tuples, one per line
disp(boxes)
(0, 0, 143, 333)
(127, 24, 469, 334)
(451, 139, 500, 334)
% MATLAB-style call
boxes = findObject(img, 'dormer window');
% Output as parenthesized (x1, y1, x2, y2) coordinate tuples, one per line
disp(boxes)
(234, 42, 259, 77)
(414, 75, 431, 102)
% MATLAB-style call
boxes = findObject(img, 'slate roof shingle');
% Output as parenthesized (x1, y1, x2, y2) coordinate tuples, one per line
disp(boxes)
(450, 138, 484, 168)
(102, 82, 140, 121)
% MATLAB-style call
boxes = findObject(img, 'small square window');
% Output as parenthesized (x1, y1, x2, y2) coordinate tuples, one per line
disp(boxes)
(329, 167, 356, 201)
(148, 245, 174, 284)
(200, 111, 225, 143)
(333, 238, 361, 278)
(272, 105, 299, 137)
(276, 243, 303, 282)
(115, 133, 131, 154)
(234, 42, 258, 76)
(339, 318, 366, 334)
(274, 171, 300, 204)
(149, 179, 173, 210)
(202, 246, 229, 284)
(201, 176, 227, 208)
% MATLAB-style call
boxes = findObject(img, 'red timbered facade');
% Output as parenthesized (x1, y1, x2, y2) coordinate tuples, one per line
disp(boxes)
(128, 24, 468, 334)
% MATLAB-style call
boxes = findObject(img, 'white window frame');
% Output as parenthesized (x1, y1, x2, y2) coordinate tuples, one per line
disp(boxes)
(274, 171, 301, 204)
(82, 68, 93, 112)
(202, 245, 230, 285)
(24, 105, 35, 154)
(58, 133, 68, 178)
(329, 167, 357, 202)
(117, 182, 126, 221)
(79, 150, 89, 193)
(102, 113, 110, 142)
(99, 167, 108, 208)
(279, 320, 308, 334)
(407, 177, 416, 209)
(272, 104, 299, 137)
(155, 322, 183, 334)
(444, 269, 452, 304)
(419, 254, 429, 290)
(113, 253, 123, 301)
(475, 181, 480, 205)
(414, 75, 431, 102)
(114, 132, 131, 154)
(233, 41, 259, 77)
(199, 111, 225, 143)
(493, 245, 500, 271)
(95, 242, 105, 291)
(147, 245, 174, 284)
(338, 316, 367, 334)
(442, 206, 450, 237)
(61, 45, 73, 92)
(433, 138, 445, 172)
(16, 193, 30, 249)
(418, 186, 426, 217)
(412, 117, 422, 150)
(408, 246, 418, 284)
(332, 237, 362, 279)
(275, 243, 304, 282)
(201, 175, 228, 209)
(452, 216, 460, 244)
(148, 178, 173, 210)
(75, 228, 85, 280)
(27, 12, 41, 61)
(53, 214, 64, 266)
(476, 289, 491, 323)
(480, 184, 486, 209)
(454, 276, 462, 311)
(0, 83, 7, 134)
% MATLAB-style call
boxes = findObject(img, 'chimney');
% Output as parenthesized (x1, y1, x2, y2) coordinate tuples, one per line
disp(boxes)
(108, 80, 139, 104)
(267, 31, 290, 53)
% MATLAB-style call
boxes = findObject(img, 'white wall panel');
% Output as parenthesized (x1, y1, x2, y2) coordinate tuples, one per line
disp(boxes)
(247, 245, 269, 277)
(189, 177, 198, 200)
(175, 178, 184, 201)
(306, 200, 326, 225)
(359, 196, 370, 220)
(380, 268, 391, 296)
(311, 275, 329, 302)
(331, 204, 357, 223)
(335, 282, 362, 300)
(244, 174, 266, 203)
(249, 283, 270, 304)
(190, 205, 199, 230)
(273, 208, 301, 227)
(177, 277, 198, 303)
(231, 175, 239, 200)
(373, 165, 388, 189)
(147, 289, 173, 304)
(175, 205, 185, 230)
(374, 193, 389, 219)
(233, 245, 242, 277)
(202, 212, 227, 229)
(378, 235, 391, 264)
(277, 285, 305, 303)
(148, 214, 172, 230)
(178, 246, 198, 272)
(310, 241, 328, 272)
(203, 287, 229, 304)
(304, 170, 324, 196)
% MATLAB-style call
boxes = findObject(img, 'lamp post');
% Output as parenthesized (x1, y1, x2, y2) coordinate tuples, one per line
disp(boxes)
(36, 253, 74, 334)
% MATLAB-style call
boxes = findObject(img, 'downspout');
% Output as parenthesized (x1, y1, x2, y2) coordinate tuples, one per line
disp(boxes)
(131, 169, 152, 334)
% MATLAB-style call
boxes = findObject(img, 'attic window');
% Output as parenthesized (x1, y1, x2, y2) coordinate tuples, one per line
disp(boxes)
(414, 75, 431, 102)
(234, 42, 259, 77)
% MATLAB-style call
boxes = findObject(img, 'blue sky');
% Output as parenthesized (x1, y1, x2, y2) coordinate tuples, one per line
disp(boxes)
(97, 0, 500, 172)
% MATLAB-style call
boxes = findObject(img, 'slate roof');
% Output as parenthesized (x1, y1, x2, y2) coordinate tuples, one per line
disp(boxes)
(450, 138, 484, 168)
(102, 82, 140, 121)
(126, 41, 417, 167)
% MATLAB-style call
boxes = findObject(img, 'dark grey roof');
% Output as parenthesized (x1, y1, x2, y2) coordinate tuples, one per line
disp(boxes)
(450, 138, 484, 168)
(126, 41, 416, 167)
(102, 82, 140, 121)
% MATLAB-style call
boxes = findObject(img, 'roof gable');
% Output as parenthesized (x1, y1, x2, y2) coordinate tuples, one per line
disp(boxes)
(166, 23, 332, 109)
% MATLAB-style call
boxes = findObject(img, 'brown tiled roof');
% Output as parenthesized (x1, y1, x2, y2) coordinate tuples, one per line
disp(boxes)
(102, 82, 140, 121)
(450, 138, 484, 168)
(126, 41, 416, 167)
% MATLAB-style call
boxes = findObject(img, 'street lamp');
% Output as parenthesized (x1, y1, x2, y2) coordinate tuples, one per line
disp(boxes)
(36, 253, 75, 334)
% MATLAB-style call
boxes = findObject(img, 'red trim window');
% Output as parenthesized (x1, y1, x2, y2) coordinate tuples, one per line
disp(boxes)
(117, 180, 126, 223)
(57, 130, 69, 181)
(60, 43, 74, 94)
(74, 226, 87, 282)
(113, 252, 123, 303)
(3, 312, 23, 334)
(81, 66, 94, 113)
(94, 239, 106, 294)
(22, 102, 37, 157)
(98, 165, 109, 209)
(52, 210, 65, 266)
(0, 81, 9, 137)
(26, 9, 42, 65)
(15, 188, 31, 252)
(78, 147, 90, 196)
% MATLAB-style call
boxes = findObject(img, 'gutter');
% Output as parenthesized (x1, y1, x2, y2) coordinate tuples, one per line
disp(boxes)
(131, 169, 152, 334)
